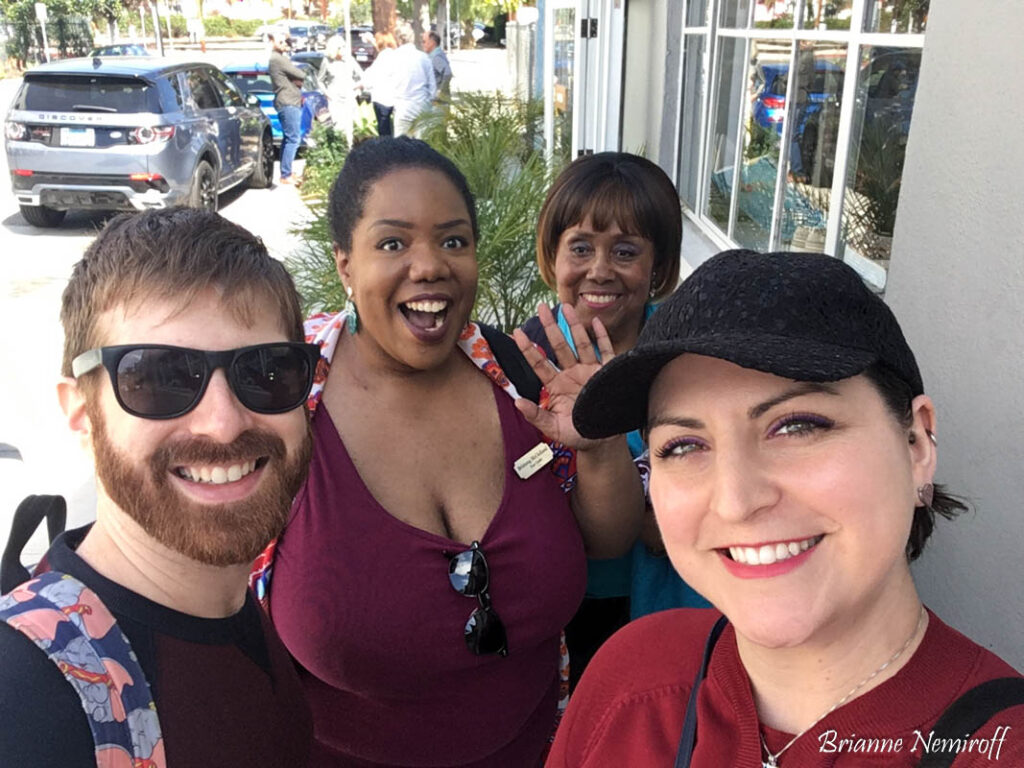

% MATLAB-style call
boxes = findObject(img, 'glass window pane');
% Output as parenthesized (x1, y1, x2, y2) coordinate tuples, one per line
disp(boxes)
(733, 38, 798, 251)
(754, 0, 797, 29)
(840, 46, 922, 268)
(800, 0, 854, 30)
(678, 34, 707, 210)
(703, 37, 746, 234)
(552, 7, 575, 167)
(719, 0, 753, 28)
(686, 1, 711, 27)
(863, 0, 928, 34)
(779, 41, 846, 251)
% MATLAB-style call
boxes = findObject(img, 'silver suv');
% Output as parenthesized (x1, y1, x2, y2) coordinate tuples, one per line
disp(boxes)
(5, 57, 274, 227)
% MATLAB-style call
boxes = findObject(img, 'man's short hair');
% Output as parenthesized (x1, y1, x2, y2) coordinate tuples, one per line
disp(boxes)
(428, 31, 441, 46)
(60, 209, 305, 379)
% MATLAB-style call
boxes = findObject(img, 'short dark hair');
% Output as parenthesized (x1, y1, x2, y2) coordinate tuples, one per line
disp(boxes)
(862, 363, 968, 561)
(61, 209, 304, 378)
(328, 136, 478, 252)
(536, 152, 682, 301)
(428, 31, 441, 46)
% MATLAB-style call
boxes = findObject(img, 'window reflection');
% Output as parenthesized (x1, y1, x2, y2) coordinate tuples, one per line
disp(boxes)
(704, 37, 745, 234)
(864, 0, 928, 34)
(719, 0, 753, 28)
(754, 0, 797, 29)
(798, 0, 854, 30)
(841, 47, 922, 266)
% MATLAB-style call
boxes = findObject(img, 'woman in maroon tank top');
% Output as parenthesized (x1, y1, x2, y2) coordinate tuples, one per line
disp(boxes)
(266, 136, 645, 767)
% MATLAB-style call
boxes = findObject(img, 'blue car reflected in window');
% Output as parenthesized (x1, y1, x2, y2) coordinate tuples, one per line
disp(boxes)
(223, 62, 329, 150)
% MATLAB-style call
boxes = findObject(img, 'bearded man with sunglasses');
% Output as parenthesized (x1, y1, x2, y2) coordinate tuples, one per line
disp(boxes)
(0, 209, 316, 767)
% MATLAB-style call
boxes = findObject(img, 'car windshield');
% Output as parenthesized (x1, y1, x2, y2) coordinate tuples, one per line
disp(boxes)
(291, 26, 309, 35)
(15, 75, 163, 113)
(228, 73, 274, 94)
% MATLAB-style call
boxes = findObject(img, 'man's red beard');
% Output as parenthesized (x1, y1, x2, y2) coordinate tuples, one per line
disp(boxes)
(88, 404, 312, 567)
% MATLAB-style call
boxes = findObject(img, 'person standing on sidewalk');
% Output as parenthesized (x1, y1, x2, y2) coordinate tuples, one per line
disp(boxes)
(268, 31, 306, 185)
(422, 30, 452, 105)
(390, 24, 436, 137)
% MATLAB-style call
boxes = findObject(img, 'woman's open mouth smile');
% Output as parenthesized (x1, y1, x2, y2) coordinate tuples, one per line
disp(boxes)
(399, 297, 452, 342)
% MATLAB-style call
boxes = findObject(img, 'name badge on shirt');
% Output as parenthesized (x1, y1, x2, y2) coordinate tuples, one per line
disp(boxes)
(514, 442, 554, 480)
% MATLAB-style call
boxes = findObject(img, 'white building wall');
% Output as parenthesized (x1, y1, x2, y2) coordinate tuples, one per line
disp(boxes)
(620, 0, 670, 159)
(886, 1, 1024, 671)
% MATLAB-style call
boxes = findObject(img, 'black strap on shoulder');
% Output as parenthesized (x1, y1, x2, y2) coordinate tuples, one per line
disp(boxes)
(674, 615, 729, 768)
(918, 677, 1024, 768)
(478, 322, 543, 404)
(1, 495, 66, 594)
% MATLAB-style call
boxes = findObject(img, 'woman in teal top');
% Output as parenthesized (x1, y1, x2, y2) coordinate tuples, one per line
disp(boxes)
(521, 152, 709, 688)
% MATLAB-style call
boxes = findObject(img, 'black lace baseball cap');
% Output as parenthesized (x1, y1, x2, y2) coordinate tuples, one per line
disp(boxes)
(572, 249, 923, 438)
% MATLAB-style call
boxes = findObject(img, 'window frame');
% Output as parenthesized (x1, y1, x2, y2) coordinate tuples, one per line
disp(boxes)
(672, 0, 926, 289)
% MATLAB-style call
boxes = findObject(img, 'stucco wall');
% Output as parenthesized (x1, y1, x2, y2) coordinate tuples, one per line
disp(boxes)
(620, 0, 673, 160)
(886, 1, 1024, 671)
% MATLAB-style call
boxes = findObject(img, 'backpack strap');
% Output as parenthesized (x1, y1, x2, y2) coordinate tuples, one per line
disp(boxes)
(1, 495, 66, 594)
(478, 322, 543, 404)
(0, 570, 166, 767)
(918, 677, 1024, 767)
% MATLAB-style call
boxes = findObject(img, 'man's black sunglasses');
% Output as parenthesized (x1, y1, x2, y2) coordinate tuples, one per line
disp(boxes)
(71, 343, 321, 420)
(448, 541, 508, 657)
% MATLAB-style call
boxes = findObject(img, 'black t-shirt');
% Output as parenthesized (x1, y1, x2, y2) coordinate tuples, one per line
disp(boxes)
(0, 526, 312, 767)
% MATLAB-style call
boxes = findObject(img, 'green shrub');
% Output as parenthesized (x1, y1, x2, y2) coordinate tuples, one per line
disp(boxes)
(201, 15, 230, 36)
(232, 19, 263, 37)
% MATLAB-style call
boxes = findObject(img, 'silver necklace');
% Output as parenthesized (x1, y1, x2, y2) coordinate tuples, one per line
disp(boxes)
(758, 606, 926, 768)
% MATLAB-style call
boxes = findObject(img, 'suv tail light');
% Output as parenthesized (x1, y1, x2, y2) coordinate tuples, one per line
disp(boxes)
(5, 121, 27, 141)
(130, 125, 175, 144)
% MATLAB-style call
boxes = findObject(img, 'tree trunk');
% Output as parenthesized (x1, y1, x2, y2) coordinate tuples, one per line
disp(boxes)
(436, 0, 448, 48)
(412, 0, 429, 49)
(373, 0, 396, 35)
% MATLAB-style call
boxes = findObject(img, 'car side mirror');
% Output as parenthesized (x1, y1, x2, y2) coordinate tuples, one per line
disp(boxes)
(246, 94, 260, 107)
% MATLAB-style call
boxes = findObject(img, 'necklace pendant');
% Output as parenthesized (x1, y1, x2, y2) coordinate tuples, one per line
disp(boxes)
(763, 758, 778, 768)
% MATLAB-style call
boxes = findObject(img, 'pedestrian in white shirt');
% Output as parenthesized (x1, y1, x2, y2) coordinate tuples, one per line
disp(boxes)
(364, 31, 398, 136)
(390, 25, 436, 137)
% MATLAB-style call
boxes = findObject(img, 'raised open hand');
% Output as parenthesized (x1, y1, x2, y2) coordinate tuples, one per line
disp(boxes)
(511, 303, 615, 450)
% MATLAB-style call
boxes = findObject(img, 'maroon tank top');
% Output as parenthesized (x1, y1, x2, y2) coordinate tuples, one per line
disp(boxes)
(270, 381, 587, 767)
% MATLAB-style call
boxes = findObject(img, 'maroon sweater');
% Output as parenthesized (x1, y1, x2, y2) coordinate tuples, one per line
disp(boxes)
(0, 526, 312, 767)
(548, 608, 1024, 767)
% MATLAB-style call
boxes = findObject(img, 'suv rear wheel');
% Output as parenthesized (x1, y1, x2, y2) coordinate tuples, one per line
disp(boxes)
(19, 204, 67, 228)
(249, 130, 274, 189)
(189, 160, 218, 212)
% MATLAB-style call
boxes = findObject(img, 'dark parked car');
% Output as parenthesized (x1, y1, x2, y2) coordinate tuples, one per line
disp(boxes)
(4, 57, 273, 227)
(335, 26, 377, 68)
(222, 61, 329, 149)
(310, 24, 333, 49)
(88, 44, 151, 57)
(291, 50, 326, 74)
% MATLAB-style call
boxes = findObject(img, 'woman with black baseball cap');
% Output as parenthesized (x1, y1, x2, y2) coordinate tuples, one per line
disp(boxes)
(547, 250, 1024, 767)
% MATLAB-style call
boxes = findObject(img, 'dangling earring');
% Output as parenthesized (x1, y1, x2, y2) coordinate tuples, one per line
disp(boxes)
(916, 483, 934, 508)
(344, 285, 359, 335)
(648, 273, 658, 300)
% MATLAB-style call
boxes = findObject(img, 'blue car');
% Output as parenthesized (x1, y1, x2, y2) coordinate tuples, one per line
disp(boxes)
(751, 60, 844, 136)
(223, 62, 329, 150)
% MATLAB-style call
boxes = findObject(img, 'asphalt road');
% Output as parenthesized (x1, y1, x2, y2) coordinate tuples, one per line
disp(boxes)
(0, 45, 509, 566)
